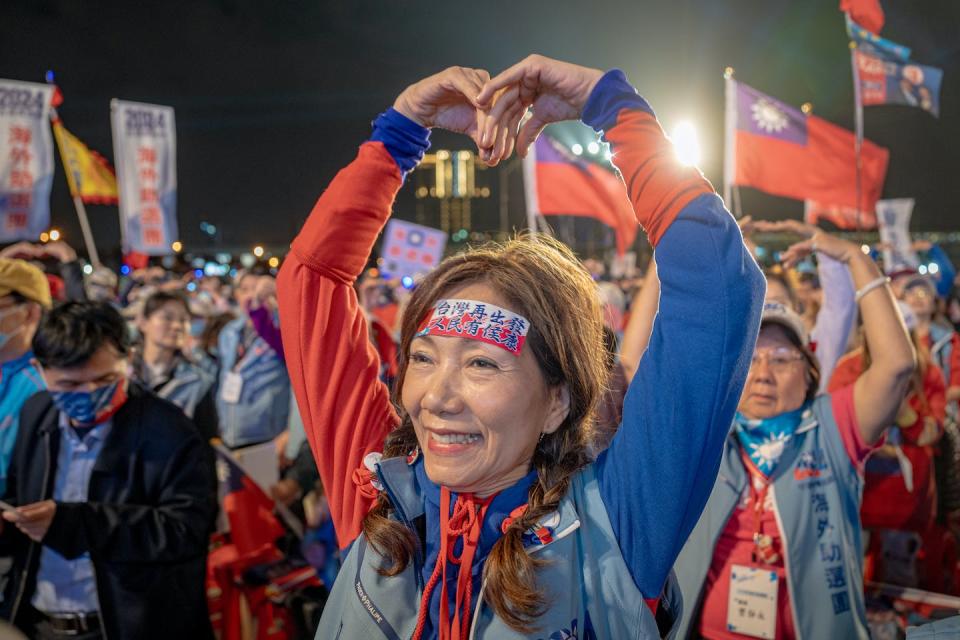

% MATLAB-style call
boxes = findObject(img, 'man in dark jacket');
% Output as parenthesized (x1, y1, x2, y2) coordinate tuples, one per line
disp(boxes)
(0, 302, 215, 639)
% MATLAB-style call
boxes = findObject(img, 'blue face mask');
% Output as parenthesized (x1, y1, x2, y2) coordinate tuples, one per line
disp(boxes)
(734, 403, 809, 476)
(50, 379, 126, 426)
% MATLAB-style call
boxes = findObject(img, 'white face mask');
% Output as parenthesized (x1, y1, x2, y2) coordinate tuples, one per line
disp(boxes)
(0, 305, 25, 351)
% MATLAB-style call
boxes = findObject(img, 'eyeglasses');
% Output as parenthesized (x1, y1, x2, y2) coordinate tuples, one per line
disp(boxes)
(750, 347, 805, 373)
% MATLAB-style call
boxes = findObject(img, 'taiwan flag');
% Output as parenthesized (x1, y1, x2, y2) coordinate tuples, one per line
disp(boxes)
(214, 443, 285, 556)
(725, 79, 889, 217)
(523, 134, 637, 255)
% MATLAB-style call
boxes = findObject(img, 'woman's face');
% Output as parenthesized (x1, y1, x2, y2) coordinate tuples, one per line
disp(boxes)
(737, 324, 809, 419)
(401, 281, 569, 497)
(140, 301, 190, 352)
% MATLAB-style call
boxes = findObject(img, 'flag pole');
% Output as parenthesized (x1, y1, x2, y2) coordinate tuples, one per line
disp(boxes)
(723, 67, 738, 216)
(49, 105, 102, 268)
(849, 37, 865, 232)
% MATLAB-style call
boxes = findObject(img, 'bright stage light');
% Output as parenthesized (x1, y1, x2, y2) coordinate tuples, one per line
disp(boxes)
(253, 245, 265, 258)
(587, 141, 600, 155)
(671, 121, 701, 166)
(571, 143, 583, 156)
(929, 263, 940, 275)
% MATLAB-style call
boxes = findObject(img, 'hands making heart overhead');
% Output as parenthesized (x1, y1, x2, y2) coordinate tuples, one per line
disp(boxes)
(392, 55, 605, 167)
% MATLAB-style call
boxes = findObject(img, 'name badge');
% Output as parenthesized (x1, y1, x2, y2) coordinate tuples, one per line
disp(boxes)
(220, 371, 244, 404)
(727, 564, 778, 639)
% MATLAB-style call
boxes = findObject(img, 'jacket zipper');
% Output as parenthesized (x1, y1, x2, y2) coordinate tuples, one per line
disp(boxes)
(768, 486, 802, 640)
(10, 428, 54, 620)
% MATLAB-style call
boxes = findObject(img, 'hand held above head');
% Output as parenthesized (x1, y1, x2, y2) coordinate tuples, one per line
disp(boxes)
(753, 220, 859, 267)
(476, 54, 605, 157)
(391, 66, 519, 167)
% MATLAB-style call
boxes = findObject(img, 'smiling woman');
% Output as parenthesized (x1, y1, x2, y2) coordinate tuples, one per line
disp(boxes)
(278, 55, 765, 639)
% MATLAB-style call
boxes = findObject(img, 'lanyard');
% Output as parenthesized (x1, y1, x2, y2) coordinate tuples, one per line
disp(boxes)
(738, 447, 781, 565)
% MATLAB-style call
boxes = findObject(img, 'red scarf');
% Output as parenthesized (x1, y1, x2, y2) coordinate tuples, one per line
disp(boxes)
(412, 487, 496, 640)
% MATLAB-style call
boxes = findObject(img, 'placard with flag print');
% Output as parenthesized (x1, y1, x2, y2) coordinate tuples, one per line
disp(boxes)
(0, 79, 55, 242)
(854, 50, 943, 118)
(725, 79, 889, 215)
(111, 99, 178, 255)
(379, 219, 447, 281)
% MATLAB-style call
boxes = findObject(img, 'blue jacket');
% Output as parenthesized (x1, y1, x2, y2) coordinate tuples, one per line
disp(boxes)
(673, 395, 870, 640)
(217, 317, 291, 448)
(0, 351, 45, 495)
(316, 455, 683, 639)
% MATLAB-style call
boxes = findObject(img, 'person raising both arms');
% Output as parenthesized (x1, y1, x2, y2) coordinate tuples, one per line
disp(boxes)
(277, 55, 764, 638)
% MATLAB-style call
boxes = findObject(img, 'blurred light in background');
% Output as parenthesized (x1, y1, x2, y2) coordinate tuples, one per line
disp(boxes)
(671, 121, 701, 166)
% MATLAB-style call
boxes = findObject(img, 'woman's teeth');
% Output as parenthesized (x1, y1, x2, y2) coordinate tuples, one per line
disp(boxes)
(430, 432, 481, 445)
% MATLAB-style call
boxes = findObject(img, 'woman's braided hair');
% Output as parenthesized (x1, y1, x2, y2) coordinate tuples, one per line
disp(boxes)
(362, 234, 608, 633)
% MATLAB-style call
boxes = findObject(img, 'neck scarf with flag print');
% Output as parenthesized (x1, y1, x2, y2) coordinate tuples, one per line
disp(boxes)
(734, 402, 810, 476)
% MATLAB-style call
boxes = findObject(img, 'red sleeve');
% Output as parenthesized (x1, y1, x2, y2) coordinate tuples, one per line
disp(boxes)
(277, 141, 403, 549)
(831, 383, 877, 468)
(950, 334, 960, 390)
(602, 110, 714, 246)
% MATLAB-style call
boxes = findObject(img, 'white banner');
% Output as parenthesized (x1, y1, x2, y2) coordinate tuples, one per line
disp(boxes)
(876, 198, 918, 273)
(0, 80, 55, 243)
(110, 99, 177, 255)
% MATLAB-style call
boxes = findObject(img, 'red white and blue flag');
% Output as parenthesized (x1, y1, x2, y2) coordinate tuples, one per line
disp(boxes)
(523, 133, 637, 256)
(214, 443, 285, 555)
(724, 79, 889, 223)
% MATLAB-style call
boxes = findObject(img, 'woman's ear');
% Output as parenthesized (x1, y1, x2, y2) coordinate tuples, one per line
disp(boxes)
(543, 384, 571, 435)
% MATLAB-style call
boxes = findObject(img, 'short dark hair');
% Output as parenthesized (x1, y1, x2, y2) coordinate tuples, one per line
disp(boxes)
(33, 301, 130, 368)
(142, 290, 190, 319)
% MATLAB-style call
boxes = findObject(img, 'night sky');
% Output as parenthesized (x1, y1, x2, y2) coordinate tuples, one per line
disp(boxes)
(2, 0, 958, 260)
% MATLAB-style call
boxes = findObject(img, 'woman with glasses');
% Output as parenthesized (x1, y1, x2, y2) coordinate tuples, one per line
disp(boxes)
(668, 226, 916, 640)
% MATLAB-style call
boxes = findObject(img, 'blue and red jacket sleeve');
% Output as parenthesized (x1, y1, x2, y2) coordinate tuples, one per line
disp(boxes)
(277, 110, 429, 549)
(587, 70, 766, 598)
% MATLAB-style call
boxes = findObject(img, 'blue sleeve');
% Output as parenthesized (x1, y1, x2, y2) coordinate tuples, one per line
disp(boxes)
(581, 69, 654, 130)
(369, 108, 431, 177)
(928, 244, 957, 298)
(594, 193, 765, 594)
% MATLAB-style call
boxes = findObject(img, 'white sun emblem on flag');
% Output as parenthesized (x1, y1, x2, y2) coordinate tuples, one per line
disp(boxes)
(751, 98, 790, 134)
(747, 431, 792, 469)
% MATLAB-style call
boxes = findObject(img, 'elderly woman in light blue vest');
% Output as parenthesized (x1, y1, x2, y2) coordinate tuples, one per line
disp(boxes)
(278, 55, 766, 639)
(670, 225, 916, 640)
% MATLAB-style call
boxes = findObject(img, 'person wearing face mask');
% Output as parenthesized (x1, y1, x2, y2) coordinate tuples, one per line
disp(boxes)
(278, 56, 765, 638)
(0, 260, 51, 498)
(131, 290, 219, 442)
(0, 302, 215, 640)
(670, 228, 916, 640)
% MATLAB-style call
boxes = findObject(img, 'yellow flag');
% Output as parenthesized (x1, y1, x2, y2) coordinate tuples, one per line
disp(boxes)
(51, 118, 119, 204)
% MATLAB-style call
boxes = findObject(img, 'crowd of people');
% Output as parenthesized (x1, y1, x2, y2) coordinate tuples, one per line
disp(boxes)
(0, 54, 959, 639)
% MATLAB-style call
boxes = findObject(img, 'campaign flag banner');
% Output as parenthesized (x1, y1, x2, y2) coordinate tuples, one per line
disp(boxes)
(51, 118, 118, 205)
(804, 200, 877, 230)
(876, 198, 918, 272)
(111, 99, 178, 255)
(846, 14, 910, 62)
(379, 219, 447, 281)
(523, 133, 637, 255)
(840, 0, 884, 35)
(855, 50, 943, 117)
(725, 79, 889, 214)
(0, 79, 55, 242)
